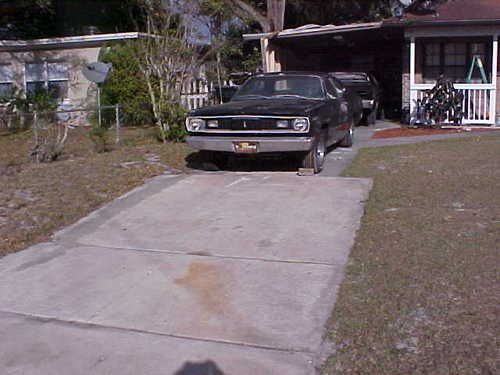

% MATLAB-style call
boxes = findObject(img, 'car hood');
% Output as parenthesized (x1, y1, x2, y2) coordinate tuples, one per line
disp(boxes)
(189, 98, 325, 117)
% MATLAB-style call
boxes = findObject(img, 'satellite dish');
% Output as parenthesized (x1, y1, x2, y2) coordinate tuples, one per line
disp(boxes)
(81, 62, 112, 127)
(81, 62, 112, 84)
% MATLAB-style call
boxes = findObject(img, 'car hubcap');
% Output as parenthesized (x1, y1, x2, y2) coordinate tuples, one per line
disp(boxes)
(316, 138, 326, 167)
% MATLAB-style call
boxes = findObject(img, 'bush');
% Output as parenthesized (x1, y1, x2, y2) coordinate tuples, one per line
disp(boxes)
(0, 88, 57, 132)
(28, 90, 58, 112)
(160, 103, 187, 142)
(99, 42, 154, 126)
(88, 125, 111, 153)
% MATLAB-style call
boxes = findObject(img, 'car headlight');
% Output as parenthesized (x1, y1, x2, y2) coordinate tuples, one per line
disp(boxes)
(186, 118, 205, 132)
(292, 118, 309, 132)
(207, 119, 219, 128)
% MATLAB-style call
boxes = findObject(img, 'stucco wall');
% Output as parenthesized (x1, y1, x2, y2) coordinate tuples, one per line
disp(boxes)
(0, 46, 100, 106)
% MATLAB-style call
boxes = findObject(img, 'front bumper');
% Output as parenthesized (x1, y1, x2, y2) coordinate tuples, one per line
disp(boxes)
(362, 99, 375, 110)
(187, 136, 313, 153)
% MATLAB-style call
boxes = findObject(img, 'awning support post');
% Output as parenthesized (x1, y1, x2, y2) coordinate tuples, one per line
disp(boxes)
(260, 37, 281, 73)
(490, 34, 498, 125)
(409, 37, 417, 114)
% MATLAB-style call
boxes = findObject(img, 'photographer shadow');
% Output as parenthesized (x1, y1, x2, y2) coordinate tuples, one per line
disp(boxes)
(173, 360, 225, 375)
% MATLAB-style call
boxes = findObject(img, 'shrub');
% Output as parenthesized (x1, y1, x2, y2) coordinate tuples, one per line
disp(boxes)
(27, 90, 58, 112)
(99, 42, 154, 126)
(88, 125, 111, 153)
(160, 103, 187, 142)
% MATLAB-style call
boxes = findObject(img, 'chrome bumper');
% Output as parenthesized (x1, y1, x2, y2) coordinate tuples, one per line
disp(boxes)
(362, 99, 375, 109)
(187, 136, 313, 153)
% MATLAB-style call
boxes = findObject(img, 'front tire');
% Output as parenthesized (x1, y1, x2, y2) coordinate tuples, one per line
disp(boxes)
(339, 123, 354, 147)
(367, 106, 377, 125)
(301, 131, 326, 173)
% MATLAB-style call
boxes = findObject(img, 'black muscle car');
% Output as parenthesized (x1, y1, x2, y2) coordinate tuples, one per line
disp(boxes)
(330, 72, 380, 125)
(186, 72, 362, 173)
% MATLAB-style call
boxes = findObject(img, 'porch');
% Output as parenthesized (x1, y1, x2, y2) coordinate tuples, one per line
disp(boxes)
(407, 27, 499, 125)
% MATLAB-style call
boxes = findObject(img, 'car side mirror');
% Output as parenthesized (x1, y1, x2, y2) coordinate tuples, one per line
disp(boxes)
(327, 93, 337, 100)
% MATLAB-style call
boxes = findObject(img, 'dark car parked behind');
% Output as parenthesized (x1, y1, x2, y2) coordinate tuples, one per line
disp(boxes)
(186, 72, 362, 173)
(330, 72, 380, 125)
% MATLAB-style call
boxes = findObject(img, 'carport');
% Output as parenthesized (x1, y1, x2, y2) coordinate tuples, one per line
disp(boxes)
(244, 23, 405, 119)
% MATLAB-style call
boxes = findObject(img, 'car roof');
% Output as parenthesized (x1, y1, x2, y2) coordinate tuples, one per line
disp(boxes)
(251, 71, 330, 79)
(330, 72, 370, 77)
(329, 72, 370, 80)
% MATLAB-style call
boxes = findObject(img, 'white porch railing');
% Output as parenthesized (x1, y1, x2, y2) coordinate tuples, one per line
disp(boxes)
(181, 79, 234, 111)
(410, 84, 497, 124)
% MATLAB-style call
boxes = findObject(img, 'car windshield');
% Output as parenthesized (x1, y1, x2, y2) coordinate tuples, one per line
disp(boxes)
(233, 75, 325, 100)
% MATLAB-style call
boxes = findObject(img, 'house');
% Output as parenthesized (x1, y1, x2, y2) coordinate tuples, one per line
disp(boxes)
(244, 0, 500, 125)
(0, 32, 144, 107)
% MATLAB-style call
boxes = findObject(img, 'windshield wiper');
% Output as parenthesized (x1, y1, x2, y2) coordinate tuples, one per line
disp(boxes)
(273, 94, 318, 100)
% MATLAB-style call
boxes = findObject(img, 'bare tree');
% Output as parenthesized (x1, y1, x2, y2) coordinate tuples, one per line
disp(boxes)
(133, 0, 198, 143)
(223, 0, 286, 32)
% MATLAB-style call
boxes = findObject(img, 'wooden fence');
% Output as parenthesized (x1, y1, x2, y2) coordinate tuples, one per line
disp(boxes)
(181, 79, 234, 111)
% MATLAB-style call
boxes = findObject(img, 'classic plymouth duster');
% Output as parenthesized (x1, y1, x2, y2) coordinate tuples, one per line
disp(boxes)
(186, 72, 362, 173)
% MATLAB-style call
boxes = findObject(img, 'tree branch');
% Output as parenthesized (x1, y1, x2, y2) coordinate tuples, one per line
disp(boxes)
(224, 0, 270, 31)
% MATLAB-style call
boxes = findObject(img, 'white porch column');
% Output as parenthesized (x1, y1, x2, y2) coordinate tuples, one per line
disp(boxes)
(260, 37, 281, 73)
(260, 37, 270, 72)
(409, 37, 417, 113)
(490, 34, 498, 125)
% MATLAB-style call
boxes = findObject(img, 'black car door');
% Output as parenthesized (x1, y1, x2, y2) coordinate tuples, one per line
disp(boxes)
(322, 79, 341, 144)
(325, 78, 351, 143)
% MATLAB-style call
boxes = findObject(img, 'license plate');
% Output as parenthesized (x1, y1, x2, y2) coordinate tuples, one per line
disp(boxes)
(234, 142, 258, 153)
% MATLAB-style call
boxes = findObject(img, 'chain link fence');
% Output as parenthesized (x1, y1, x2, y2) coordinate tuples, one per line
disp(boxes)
(0, 105, 123, 162)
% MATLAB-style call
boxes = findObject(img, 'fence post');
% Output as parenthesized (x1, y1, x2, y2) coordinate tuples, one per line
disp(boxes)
(115, 104, 120, 144)
(33, 111, 38, 145)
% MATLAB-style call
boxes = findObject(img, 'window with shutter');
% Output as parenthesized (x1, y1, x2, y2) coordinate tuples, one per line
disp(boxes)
(0, 64, 14, 97)
(25, 61, 69, 100)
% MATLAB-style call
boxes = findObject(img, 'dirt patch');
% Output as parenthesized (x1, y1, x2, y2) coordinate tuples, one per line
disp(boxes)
(0, 127, 193, 257)
(372, 126, 497, 139)
(321, 135, 500, 374)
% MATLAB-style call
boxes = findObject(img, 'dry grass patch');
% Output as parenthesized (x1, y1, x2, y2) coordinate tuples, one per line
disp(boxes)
(0, 127, 192, 257)
(322, 135, 500, 375)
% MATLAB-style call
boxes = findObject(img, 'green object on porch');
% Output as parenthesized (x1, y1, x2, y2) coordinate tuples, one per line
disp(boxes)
(466, 55, 488, 83)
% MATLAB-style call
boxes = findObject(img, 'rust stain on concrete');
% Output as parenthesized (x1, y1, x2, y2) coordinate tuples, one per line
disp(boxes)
(174, 262, 229, 314)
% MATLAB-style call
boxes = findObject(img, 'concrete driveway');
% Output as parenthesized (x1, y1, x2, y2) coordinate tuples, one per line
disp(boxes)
(0, 171, 371, 374)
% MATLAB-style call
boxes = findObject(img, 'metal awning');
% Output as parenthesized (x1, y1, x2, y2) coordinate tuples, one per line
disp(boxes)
(0, 32, 147, 52)
(243, 22, 383, 41)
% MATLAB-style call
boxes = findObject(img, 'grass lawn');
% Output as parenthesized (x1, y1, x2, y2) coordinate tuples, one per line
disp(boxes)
(0, 127, 193, 258)
(321, 135, 499, 374)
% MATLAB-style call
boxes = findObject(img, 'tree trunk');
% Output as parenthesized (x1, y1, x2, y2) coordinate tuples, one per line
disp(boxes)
(267, 0, 286, 31)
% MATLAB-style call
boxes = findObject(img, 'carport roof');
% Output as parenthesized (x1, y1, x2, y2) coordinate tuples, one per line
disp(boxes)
(242, 22, 382, 41)
(0, 32, 147, 52)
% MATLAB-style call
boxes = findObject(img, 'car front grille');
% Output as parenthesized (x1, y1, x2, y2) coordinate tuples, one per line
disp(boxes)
(213, 117, 291, 131)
